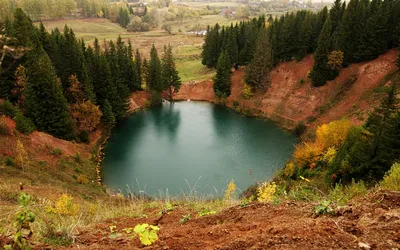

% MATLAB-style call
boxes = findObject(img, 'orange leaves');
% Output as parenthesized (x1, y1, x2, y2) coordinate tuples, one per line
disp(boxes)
(69, 101, 102, 132)
(293, 120, 352, 168)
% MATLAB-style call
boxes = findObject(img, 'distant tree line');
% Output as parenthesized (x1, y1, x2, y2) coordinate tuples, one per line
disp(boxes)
(0, 8, 181, 141)
(202, 0, 400, 96)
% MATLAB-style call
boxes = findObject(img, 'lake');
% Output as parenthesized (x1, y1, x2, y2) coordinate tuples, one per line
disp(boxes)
(102, 101, 297, 198)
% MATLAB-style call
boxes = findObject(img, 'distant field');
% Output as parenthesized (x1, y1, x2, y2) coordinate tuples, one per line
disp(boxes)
(37, 18, 218, 82)
(176, 1, 242, 9)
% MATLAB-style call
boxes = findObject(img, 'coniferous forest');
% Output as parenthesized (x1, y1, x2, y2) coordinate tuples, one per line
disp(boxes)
(0, 8, 180, 140)
(202, 0, 400, 92)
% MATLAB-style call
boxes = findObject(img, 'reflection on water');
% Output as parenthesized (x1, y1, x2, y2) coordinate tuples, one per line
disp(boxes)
(102, 102, 297, 197)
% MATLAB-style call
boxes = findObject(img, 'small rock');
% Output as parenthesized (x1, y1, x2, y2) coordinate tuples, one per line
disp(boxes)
(358, 242, 371, 249)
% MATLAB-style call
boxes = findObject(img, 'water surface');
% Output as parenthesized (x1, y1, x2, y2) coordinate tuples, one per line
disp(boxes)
(102, 102, 296, 197)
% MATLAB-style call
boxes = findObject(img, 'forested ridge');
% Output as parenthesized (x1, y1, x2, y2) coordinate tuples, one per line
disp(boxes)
(202, 0, 400, 95)
(0, 8, 180, 140)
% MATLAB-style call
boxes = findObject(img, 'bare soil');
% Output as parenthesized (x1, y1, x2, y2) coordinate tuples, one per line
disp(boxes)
(62, 190, 400, 250)
(175, 50, 398, 131)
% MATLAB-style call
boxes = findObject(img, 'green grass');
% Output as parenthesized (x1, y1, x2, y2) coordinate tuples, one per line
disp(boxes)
(176, 59, 215, 82)
(176, 1, 242, 9)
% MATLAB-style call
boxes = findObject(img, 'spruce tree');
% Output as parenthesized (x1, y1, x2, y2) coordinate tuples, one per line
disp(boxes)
(24, 46, 74, 140)
(245, 28, 273, 91)
(226, 26, 239, 67)
(135, 49, 143, 88)
(162, 44, 182, 101)
(147, 44, 163, 93)
(311, 16, 336, 87)
(213, 50, 231, 98)
(102, 99, 116, 127)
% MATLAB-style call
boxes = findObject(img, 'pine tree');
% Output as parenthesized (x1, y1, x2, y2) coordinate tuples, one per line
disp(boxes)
(225, 26, 239, 67)
(101, 98, 115, 127)
(364, 83, 400, 176)
(213, 50, 231, 98)
(311, 16, 337, 87)
(162, 44, 181, 101)
(245, 28, 273, 91)
(24, 46, 74, 140)
(135, 49, 143, 88)
(201, 24, 220, 68)
(147, 44, 163, 93)
(10, 8, 37, 46)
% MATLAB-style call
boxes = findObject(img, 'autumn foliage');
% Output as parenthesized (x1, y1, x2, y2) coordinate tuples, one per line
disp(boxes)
(69, 101, 102, 132)
(293, 119, 352, 168)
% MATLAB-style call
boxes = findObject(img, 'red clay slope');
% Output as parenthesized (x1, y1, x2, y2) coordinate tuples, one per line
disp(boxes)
(175, 50, 398, 130)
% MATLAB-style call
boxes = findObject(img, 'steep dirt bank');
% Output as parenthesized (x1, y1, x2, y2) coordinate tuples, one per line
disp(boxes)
(175, 50, 398, 131)
(67, 190, 400, 250)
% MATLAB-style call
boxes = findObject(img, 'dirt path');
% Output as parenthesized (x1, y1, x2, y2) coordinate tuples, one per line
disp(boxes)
(66, 191, 400, 249)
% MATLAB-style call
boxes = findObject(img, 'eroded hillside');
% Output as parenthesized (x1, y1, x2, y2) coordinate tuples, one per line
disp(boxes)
(175, 50, 398, 131)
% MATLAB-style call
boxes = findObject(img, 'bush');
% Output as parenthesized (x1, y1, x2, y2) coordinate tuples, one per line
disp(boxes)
(77, 175, 89, 184)
(242, 83, 254, 99)
(15, 112, 35, 134)
(51, 148, 62, 156)
(5, 156, 14, 167)
(77, 131, 89, 144)
(233, 100, 239, 109)
(380, 163, 400, 191)
(0, 115, 12, 135)
(293, 122, 306, 136)
(0, 100, 17, 118)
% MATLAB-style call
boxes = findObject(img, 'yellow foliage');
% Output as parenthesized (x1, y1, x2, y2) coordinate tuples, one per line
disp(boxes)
(380, 163, 400, 191)
(283, 161, 295, 177)
(315, 119, 352, 150)
(322, 147, 337, 164)
(257, 182, 277, 202)
(242, 83, 254, 99)
(15, 139, 27, 170)
(293, 120, 351, 168)
(224, 179, 236, 200)
(47, 194, 79, 216)
(293, 142, 323, 168)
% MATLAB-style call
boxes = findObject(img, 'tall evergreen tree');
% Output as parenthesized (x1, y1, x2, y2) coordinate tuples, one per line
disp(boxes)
(213, 50, 231, 98)
(162, 44, 181, 101)
(24, 46, 74, 140)
(147, 44, 163, 93)
(135, 49, 143, 88)
(245, 28, 273, 91)
(311, 16, 337, 87)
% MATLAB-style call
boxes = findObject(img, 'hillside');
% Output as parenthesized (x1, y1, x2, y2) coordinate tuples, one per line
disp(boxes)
(1, 52, 399, 249)
(175, 50, 399, 132)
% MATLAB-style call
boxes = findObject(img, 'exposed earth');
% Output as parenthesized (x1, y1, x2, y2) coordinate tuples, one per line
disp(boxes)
(52, 190, 400, 249)
(175, 50, 398, 132)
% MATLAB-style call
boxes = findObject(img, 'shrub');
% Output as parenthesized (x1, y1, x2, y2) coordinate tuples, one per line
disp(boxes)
(15, 112, 35, 134)
(51, 148, 62, 156)
(233, 100, 239, 109)
(257, 182, 277, 202)
(77, 131, 89, 144)
(0, 100, 17, 118)
(380, 163, 400, 191)
(0, 115, 12, 135)
(46, 194, 79, 216)
(224, 179, 236, 200)
(5, 156, 14, 167)
(299, 78, 305, 85)
(242, 83, 254, 99)
(293, 122, 306, 136)
(77, 175, 89, 184)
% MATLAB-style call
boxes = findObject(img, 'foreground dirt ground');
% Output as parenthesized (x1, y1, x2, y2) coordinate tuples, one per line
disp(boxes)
(58, 190, 400, 250)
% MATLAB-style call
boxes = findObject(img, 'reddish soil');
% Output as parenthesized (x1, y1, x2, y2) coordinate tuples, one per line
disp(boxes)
(129, 91, 152, 112)
(64, 190, 400, 250)
(175, 50, 398, 131)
